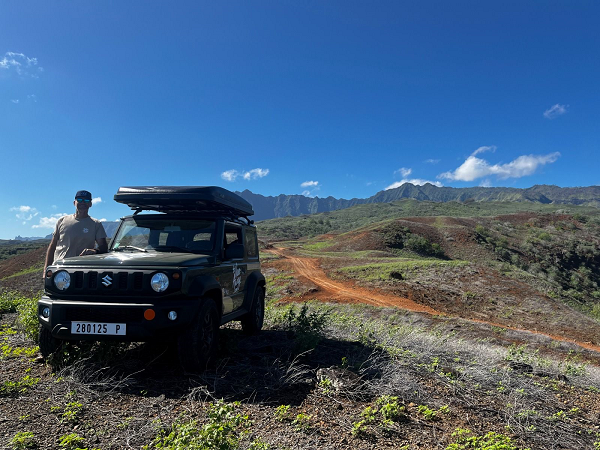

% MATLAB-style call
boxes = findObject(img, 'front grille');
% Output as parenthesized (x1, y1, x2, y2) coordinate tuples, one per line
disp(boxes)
(118, 272, 128, 289)
(133, 272, 143, 290)
(74, 271, 84, 289)
(88, 271, 98, 289)
(65, 307, 143, 323)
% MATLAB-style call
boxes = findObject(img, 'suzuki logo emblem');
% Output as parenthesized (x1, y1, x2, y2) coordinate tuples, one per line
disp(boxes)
(102, 275, 113, 287)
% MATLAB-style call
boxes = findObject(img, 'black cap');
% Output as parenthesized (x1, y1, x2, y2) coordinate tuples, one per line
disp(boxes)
(75, 190, 92, 200)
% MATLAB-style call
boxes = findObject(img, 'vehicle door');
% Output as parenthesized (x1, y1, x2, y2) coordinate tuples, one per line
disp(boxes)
(222, 223, 247, 311)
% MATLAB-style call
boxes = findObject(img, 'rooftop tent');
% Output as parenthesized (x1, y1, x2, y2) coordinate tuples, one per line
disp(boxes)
(114, 186, 254, 217)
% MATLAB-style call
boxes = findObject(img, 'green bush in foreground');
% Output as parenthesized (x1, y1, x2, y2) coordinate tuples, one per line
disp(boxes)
(446, 428, 530, 450)
(145, 400, 262, 450)
(10, 431, 36, 450)
(0, 292, 39, 341)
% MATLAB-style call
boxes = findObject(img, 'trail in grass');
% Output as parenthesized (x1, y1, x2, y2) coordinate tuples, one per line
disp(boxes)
(269, 248, 440, 314)
(268, 247, 600, 355)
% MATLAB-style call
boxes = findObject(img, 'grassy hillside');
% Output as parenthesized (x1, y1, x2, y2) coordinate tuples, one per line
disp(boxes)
(256, 199, 600, 240)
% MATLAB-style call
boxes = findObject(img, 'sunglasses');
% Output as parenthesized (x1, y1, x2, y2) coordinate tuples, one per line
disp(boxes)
(76, 198, 92, 203)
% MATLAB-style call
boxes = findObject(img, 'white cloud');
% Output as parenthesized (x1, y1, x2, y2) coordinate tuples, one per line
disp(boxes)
(424, 159, 440, 164)
(472, 145, 496, 156)
(27, 94, 37, 102)
(438, 147, 560, 182)
(10, 99, 19, 104)
(302, 190, 312, 196)
(394, 167, 412, 178)
(543, 104, 568, 119)
(99, 218, 107, 222)
(91, 197, 102, 204)
(0, 52, 43, 78)
(479, 179, 492, 187)
(300, 180, 319, 188)
(10, 205, 39, 221)
(243, 168, 269, 180)
(222, 168, 270, 182)
(221, 170, 239, 182)
(385, 179, 443, 190)
(32, 213, 67, 229)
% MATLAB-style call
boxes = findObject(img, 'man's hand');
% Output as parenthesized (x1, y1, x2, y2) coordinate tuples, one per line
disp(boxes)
(79, 248, 97, 256)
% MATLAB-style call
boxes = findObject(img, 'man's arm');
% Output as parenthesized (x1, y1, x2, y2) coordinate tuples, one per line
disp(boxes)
(44, 233, 59, 275)
(79, 238, 108, 256)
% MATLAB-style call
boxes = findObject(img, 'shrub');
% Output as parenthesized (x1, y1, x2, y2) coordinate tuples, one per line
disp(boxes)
(144, 400, 250, 449)
(10, 431, 36, 450)
(446, 428, 530, 450)
(279, 303, 330, 352)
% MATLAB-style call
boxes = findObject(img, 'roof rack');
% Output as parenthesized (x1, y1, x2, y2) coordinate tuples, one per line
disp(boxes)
(115, 186, 254, 223)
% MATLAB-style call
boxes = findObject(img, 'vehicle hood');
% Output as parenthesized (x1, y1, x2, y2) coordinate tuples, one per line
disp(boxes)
(54, 251, 215, 267)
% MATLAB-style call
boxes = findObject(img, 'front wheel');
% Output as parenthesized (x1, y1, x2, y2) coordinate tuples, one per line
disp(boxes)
(38, 326, 63, 358)
(177, 298, 219, 372)
(241, 287, 265, 335)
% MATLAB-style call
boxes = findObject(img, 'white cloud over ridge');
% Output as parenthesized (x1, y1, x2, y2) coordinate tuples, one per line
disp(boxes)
(243, 168, 269, 180)
(221, 168, 270, 182)
(301, 180, 319, 188)
(438, 147, 560, 182)
(543, 104, 568, 119)
(33, 214, 67, 229)
(1, 52, 43, 77)
(395, 167, 412, 177)
(385, 179, 443, 190)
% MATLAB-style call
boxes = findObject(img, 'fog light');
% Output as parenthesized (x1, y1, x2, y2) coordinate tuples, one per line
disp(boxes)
(168, 311, 177, 321)
(42, 307, 50, 318)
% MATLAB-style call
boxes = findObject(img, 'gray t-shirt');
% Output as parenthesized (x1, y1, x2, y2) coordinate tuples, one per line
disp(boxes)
(52, 215, 107, 263)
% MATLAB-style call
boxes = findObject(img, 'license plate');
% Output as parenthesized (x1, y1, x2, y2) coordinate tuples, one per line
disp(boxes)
(71, 322, 126, 335)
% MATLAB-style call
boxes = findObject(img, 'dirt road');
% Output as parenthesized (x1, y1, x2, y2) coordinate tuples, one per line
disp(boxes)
(269, 247, 600, 355)
(270, 248, 440, 314)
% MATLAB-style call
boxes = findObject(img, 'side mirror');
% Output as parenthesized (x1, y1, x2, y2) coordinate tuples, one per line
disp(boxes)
(225, 243, 244, 260)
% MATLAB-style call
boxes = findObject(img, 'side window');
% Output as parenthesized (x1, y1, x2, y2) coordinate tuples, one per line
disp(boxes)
(224, 224, 243, 249)
(244, 228, 258, 258)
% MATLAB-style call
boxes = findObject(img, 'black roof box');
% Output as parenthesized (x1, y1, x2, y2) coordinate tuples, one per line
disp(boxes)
(114, 186, 254, 217)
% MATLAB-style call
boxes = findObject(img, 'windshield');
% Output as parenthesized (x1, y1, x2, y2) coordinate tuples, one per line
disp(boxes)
(111, 217, 216, 253)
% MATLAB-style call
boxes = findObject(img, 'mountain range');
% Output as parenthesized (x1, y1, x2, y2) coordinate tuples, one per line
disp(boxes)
(237, 184, 600, 221)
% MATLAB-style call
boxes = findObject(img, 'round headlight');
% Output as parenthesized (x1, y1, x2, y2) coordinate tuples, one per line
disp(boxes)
(151, 273, 169, 292)
(53, 270, 71, 291)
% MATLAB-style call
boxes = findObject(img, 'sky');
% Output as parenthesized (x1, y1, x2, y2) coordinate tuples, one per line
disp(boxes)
(1, 1, 599, 239)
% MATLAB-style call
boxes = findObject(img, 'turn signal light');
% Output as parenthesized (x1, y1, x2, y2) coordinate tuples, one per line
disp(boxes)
(172, 272, 180, 280)
(46, 270, 52, 278)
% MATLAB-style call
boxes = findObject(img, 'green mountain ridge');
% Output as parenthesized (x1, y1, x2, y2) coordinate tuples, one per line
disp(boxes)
(238, 184, 600, 221)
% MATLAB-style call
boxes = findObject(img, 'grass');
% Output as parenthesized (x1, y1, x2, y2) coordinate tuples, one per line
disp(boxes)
(336, 259, 468, 281)
(1, 264, 43, 280)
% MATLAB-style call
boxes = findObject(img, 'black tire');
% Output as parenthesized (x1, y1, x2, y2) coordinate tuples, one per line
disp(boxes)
(38, 326, 62, 358)
(241, 286, 265, 335)
(177, 298, 219, 372)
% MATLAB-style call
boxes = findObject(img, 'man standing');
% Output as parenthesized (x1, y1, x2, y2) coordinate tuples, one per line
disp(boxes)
(44, 190, 108, 273)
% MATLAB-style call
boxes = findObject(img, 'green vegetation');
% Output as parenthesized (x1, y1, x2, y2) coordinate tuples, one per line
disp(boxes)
(1, 375, 40, 397)
(268, 302, 330, 352)
(1, 264, 43, 280)
(10, 431, 36, 450)
(0, 292, 40, 341)
(337, 259, 467, 282)
(144, 400, 257, 450)
(257, 198, 600, 240)
(446, 428, 530, 450)
(0, 241, 46, 262)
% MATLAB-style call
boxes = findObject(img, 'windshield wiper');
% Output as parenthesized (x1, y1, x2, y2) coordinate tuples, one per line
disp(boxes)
(151, 245, 192, 253)
(112, 245, 148, 253)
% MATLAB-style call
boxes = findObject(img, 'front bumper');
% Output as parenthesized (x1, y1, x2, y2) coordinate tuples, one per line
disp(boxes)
(38, 295, 199, 341)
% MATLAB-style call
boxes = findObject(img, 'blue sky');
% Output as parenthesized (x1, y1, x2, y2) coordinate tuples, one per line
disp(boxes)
(1, 1, 599, 238)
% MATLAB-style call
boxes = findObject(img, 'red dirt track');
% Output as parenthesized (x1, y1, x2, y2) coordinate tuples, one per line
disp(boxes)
(269, 247, 600, 355)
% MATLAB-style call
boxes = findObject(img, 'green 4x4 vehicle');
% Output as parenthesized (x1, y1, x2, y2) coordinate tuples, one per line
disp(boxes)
(38, 186, 266, 372)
